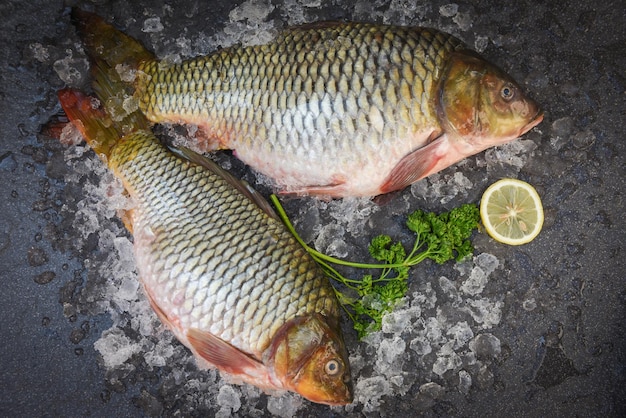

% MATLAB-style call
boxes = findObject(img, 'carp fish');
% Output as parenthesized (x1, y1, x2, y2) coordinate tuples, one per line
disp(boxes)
(72, 9, 542, 197)
(56, 87, 353, 405)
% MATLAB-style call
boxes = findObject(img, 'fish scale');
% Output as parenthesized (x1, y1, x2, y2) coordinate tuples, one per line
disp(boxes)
(108, 131, 339, 357)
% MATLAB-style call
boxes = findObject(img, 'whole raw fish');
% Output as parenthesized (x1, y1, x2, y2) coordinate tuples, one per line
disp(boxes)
(56, 87, 352, 405)
(73, 9, 542, 198)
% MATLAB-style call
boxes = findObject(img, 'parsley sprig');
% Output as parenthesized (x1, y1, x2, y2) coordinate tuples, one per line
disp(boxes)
(271, 195, 480, 338)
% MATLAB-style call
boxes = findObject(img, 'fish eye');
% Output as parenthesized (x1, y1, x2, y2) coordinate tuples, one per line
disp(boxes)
(501, 84, 515, 101)
(324, 359, 341, 376)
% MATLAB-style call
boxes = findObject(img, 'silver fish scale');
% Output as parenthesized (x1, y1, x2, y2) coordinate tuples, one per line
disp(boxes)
(137, 23, 465, 186)
(110, 130, 340, 357)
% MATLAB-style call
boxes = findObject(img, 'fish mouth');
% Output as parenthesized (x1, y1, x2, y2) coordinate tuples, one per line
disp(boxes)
(519, 110, 544, 136)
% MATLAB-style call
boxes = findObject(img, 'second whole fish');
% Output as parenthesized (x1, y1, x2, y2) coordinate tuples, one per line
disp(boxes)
(55, 87, 353, 405)
(73, 9, 543, 198)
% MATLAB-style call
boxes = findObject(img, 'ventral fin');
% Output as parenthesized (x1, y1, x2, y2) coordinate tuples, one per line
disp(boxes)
(167, 145, 280, 221)
(187, 328, 264, 376)
(379, 133, 450, 194)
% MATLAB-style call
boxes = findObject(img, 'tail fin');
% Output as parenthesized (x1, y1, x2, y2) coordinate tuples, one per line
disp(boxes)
(57, 88, 148, 160)
(71, 8, 154, 133)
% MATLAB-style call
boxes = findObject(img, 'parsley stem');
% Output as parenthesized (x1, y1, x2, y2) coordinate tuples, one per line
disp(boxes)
(271, 194, 412, 270)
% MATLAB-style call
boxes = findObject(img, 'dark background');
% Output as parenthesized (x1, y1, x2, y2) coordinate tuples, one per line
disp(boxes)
(1, 0, 624, 416)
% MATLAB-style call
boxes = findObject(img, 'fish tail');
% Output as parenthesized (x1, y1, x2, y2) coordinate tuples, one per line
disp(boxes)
(57, 88, 147, 161)
(71, 8, 154, 130)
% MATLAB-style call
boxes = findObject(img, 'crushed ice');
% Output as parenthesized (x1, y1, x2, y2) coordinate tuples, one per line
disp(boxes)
(142, 17, 164, 34)
(411, 171, 474, 205)
(483, 139, 538, 171)
(350, 253, 504, 414)
(53, 49, 89, 86)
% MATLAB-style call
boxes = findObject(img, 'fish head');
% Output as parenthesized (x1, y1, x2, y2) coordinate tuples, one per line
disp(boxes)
(437, 50, 543, 153)
(265, 314, 353, 405)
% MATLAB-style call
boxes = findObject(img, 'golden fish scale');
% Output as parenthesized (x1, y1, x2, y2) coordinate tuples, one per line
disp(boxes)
(109, 131, 340, 356)
(136, 24, 464, 173)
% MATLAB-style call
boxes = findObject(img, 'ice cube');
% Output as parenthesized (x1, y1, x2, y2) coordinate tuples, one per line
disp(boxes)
(229, 0, 275, 23)
(328, 197, 379, 235)
(438, 276, 461, 302)
(355, 375, 392, 413)
(462, 298, 503, 329)
(475, 253, 500, 276)
(314, 223, 347, 257)
(572, 129, 596, 150)
(216, 385, 242, 414)
(414, 382, 445, 409)
(175, 35, 193, 58)
(281, 0, 322, 25)
(485, 139, 538, 170)
(266, 392, 303, 418)
(122, 96, 139, 114)
(29, 42, 50, 62)
(439, 3, 459, 17)
(144, 339, 175, 368)
(114, 63, 138, 83)
(469, 333, 501, 360)
(460, 266, 487, 296)
(375, 335, 406, 376)
(53, 51, 88, 86)
(447, 321, 474, 349)
(453, 12, 473, 31)
(424, 316, 445, 344)
(94, 328, 142, 369)
(551, 117, 575, 142)
(410, 172, 474, 204)
(432, 347, 462, 377)
(522, 298, 537, 311)
(142, 17, 164, 33)
(409, 335, 432, 356)
(458, 370, 472, 394)
(474, 35, 489, 53)
(116, 277, 140, 302)
(411, 283, 437, 310)
(381, 305, 420, 334)
(409, 177, 430, 199)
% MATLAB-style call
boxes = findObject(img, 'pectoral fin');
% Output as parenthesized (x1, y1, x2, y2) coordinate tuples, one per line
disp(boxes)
(187, 328, 265, 377)
(379, 134, 450, 194)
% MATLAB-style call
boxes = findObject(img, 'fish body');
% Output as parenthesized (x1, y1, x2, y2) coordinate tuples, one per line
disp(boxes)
(56, 88, 353, 405)
(74, 9, 542, 198)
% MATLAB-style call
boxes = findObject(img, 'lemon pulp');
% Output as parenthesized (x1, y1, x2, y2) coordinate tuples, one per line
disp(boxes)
(480, 178, 544, 245)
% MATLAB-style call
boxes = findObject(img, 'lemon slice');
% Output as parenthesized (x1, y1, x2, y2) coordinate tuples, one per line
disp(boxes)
(480, 178, 544, 245)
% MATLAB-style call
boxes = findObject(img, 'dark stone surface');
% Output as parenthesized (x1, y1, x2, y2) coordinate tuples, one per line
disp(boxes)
(1, 0, 624, 416)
